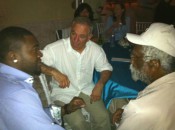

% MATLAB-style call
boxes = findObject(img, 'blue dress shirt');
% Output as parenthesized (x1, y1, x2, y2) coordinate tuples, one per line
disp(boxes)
(0, 63, 64, 130)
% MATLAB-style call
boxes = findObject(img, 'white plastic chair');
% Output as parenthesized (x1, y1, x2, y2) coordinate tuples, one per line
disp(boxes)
(136, 21, 152, 34)
(39, 74, 91, 130)
(96, 22, 105, 38)
(56, 27, 71, 40)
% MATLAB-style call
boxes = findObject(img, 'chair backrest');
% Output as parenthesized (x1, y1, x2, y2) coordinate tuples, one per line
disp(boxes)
(39, 74, 52, 105)
(96, 22, 105, 38)
(136, 21, 152, 34)
(56, 27, 71, 40)
(39, 73, 92, 130)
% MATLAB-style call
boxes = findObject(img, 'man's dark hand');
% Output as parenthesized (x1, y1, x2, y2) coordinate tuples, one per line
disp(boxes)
(64, 97, 86, 114)
(112, 108, 124, 124)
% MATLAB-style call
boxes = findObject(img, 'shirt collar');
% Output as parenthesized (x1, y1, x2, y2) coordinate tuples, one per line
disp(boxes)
(24, 76, 34, 84)
(138, 72, 175, 98)
(66, 37, 91, 53)
(0, 63, 33, 84)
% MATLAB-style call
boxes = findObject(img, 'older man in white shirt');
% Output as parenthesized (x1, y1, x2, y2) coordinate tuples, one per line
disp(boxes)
(42, 17, 113, 130)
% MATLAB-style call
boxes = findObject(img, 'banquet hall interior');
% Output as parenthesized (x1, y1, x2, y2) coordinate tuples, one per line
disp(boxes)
(0, 0, 174, 113)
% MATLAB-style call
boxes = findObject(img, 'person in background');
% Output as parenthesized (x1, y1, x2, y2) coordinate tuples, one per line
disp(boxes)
(74, 3, 94, 21)
(0, 26, 85, 130)
(100, 2, 113, 25)
(74, 3, 99, 43)
(103, 3, 130, 43)
(112, 23, 175, 130)
(42, 17, 113, 130)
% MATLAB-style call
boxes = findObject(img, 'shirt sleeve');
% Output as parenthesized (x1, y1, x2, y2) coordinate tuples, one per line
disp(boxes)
(95, 47, 113, 72)
(41, 45, 55, 66)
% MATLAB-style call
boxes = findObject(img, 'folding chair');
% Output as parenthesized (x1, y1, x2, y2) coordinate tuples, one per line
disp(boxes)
(56, 27, 71, 40)
(39, 74, 92, 130)
(96, 22, 105, 38)
(136, 21, 152, 34)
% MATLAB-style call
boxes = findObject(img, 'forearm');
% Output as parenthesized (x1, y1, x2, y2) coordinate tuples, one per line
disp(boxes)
(97, 70, 112, 88)
(105, 25, 115, 40)
(61, 104, 71, 116)
(40, 63, 70, 88)
(106, 21, 121, 36)
(61, 104, 76, 116)
(40, 62, 61, 77)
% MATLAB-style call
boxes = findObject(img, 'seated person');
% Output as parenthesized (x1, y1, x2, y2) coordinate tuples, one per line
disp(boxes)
(103, 3, 130, 43)
(58, 3, 99, 43)
(0, 26, 85, 130)
(41, 17, 113, 130)
(112, 23, 175, 130)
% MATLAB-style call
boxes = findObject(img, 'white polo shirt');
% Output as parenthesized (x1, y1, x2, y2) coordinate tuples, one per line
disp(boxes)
(42, 38, 112, 103)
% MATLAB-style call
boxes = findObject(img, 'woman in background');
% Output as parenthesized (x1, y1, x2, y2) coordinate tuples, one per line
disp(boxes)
(74, 3, 99, 43)
(103, 3, 130, 43)
(74, 3, 94, 21)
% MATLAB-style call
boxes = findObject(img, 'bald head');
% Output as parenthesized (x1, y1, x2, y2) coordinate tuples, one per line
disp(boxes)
(0, 26, 34, 63)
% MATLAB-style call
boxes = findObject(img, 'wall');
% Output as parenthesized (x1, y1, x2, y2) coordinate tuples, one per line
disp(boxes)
(0, 0, 75, 27)
(0, 0, 78, 48)
(0, 0, 106, 27)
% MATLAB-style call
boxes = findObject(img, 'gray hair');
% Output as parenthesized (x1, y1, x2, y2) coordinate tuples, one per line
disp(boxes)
(71, 17, 93, 35)
(142, 46, 175, 73)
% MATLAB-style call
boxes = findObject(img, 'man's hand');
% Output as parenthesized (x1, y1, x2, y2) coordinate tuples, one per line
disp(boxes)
(112, 108, 124, 124)
(90, 70, 111, 103)
(40, 63, 70, 88)
(90, 82, 103, 103)
(64, 97, 86, 114)
(52, 72, 70, 88)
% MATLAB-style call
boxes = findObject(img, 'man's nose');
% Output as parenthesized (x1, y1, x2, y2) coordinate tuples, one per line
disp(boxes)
(74, 35, 80, 42)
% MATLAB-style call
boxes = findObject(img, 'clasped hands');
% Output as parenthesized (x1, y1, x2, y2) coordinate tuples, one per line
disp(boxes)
(63, 97, 86, 115)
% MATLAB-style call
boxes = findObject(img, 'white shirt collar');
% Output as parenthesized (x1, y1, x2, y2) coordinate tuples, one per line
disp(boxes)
(24, 76, 34, 84)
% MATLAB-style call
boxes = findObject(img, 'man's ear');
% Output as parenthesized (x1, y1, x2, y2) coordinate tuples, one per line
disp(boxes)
(8, 51, 18, 62)
(147, 59, 166, 81)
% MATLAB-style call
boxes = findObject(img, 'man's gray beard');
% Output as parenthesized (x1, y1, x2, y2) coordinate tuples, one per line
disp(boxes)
(130, 64, 150, 84)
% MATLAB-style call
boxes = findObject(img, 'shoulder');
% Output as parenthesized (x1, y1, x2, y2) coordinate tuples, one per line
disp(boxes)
(0, 78, 25, 96)
(87, 40, 101, 49)
(0, 80, 40, 108)
(43, 38, 70, 51)
(44, 39, 65, 49)
(87, 41, 104, 54)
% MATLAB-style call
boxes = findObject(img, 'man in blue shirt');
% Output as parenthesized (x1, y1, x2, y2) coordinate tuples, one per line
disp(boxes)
(0, 26, 85, 130)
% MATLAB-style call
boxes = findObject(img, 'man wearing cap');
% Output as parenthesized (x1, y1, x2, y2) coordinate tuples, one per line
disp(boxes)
(112, 23, 175, 130)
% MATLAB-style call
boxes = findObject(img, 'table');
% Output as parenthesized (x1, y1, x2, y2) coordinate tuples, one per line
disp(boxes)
(94, 42, 146, 108)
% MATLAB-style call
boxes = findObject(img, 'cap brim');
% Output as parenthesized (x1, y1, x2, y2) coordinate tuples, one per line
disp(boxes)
(126, 33, 148, 46)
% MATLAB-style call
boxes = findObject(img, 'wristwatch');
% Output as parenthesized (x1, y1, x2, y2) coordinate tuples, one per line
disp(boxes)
(49, 104, 62, 126)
